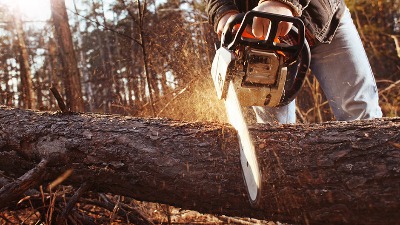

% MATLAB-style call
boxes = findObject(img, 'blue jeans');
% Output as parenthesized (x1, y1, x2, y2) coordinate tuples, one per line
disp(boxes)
(253, 9, 383, 123)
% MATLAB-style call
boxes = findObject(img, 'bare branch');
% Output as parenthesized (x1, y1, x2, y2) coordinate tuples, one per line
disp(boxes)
(62, 182, 90, 217)
(50, 86, 67, 113)
(0, 159, 49, 210)
(390, 35, 400, 58)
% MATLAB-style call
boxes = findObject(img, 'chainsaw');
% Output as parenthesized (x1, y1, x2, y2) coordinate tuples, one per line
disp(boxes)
(211, 11, 310, 206)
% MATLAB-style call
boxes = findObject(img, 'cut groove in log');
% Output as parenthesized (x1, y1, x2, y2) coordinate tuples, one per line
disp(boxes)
(0, 106, 399, 225)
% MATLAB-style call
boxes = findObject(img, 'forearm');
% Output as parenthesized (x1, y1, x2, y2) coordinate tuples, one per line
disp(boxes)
(259, 0, 308, 16)
(205, 0, 312, 32)
(205, 0, 239, 32)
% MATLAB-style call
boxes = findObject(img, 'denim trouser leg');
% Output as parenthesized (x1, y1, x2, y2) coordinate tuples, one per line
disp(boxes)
(253, 101, 296, 123)
(310, 9, 382, 121)
(253, 8, 382, 123)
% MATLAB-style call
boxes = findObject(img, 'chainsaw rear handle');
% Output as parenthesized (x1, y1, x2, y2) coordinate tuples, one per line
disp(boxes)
(278, 34, 310, 106)
(221, 11, 306, 64)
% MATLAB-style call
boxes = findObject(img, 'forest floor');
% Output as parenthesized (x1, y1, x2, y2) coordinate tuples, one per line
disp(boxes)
(0, 191, 286, 225)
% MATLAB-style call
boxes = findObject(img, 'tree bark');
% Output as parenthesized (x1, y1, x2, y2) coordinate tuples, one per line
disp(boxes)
(0, 106, 398, 225)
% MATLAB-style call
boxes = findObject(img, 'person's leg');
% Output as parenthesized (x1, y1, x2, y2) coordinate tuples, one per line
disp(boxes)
(310, 8, 382, 121)
(252, 100, 296, 124)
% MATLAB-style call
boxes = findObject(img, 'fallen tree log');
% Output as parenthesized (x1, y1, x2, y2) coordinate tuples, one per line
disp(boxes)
(0, 106, 399, 225)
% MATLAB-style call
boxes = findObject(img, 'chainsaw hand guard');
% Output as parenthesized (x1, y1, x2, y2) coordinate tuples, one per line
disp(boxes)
(213, 11, 311, 107)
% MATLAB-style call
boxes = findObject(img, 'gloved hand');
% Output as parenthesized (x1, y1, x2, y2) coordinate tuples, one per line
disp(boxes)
(252, 1, 293, 39)
(216, 1, 294, 40)
(216, 11, 239, 39)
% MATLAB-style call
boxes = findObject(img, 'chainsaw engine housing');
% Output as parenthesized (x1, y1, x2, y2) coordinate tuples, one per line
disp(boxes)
(211, 46, 288, 107)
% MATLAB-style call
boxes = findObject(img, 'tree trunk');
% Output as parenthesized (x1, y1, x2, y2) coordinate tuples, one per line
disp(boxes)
(2, 60, 13, 106)
(0, 106, 398, 225)
(47, 38, 62, 110)
(13, 12, 36, 109)
(100, 0, 117, 114)
(50, 0, 85, 112)
(122, 0, 156, 116)
(72, 0, 93, 112)
(130, 26, 142, 106)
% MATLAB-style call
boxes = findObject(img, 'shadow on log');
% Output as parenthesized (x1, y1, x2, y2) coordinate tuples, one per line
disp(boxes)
(0, 106, 399, 225)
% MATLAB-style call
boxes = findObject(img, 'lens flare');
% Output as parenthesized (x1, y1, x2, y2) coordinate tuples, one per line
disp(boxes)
(2, 0, 51, 21)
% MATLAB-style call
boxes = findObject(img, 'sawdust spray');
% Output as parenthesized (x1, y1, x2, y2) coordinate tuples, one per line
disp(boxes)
(156, 73, 228, 123)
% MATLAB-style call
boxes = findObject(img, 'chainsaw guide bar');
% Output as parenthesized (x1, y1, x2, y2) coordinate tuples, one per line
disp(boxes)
(211, 11, 310, 206)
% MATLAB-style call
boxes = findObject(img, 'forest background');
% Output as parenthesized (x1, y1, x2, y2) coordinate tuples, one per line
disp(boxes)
(0, 0, 399, 123)
(0, 0, 399, 223)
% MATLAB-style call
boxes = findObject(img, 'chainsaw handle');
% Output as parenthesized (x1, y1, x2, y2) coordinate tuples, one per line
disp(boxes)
(221, 13, 246, 48)
(221, 11, 305, 64)
(278, 33, 311, 106)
